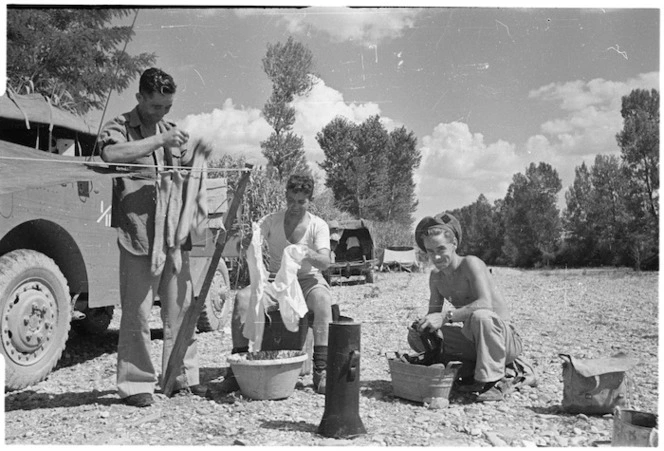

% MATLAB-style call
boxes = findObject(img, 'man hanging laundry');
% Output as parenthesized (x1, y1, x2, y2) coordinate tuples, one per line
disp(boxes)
(98, 67, 207, 407)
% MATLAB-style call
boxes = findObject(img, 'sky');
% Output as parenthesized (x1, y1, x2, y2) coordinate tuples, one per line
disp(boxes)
(4, 2, 662, 222)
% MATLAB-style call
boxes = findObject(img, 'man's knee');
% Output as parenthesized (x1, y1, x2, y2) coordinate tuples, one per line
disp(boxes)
(468, 309, 497, 326)
(306, 288, 333, 320)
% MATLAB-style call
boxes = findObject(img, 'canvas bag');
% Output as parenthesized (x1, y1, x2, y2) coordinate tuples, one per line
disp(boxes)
(559, 352, 638, 415)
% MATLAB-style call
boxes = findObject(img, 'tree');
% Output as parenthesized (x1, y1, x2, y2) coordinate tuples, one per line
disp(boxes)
(317, 115, 420, 225)
(616, 88, 659, 269)
(562, 162, 597, 265)
(502, 162, 562, 267)
(384, 126, 421, 224)
(6, 8, 155, 115)
(260, 37, 315, 180)
(450, 194, 502, 264)
(616, 89, 659, 223)
(588, 155, 632, 266)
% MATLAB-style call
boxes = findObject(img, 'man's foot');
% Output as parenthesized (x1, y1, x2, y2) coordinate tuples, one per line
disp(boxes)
(474, 381, 506, 402)
(313, 369, 326, 394)
(456, 380, 494, 393)
(123, 393, 153, 407)
(173, 384, 208, 397)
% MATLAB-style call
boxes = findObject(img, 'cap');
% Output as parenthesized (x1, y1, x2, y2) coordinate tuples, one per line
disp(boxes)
(415, 212, 462, 252)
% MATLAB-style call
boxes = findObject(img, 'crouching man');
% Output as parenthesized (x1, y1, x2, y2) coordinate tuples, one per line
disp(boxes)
(217, 174, 334, 395)
(408, 212, 534, 402)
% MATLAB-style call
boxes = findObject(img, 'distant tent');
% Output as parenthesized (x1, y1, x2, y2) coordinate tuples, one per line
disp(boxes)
(380, 246, 419, 272)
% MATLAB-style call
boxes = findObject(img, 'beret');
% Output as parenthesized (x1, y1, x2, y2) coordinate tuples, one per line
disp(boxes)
(414, 212, 462, 252)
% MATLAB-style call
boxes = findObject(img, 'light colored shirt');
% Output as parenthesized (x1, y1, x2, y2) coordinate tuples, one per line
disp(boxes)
(259, 210, 330, 278)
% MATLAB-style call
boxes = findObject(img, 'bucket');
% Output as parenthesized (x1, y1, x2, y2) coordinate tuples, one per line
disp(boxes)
(612, 407, 658, 447)
(228, 350, 307, 400)
(387, 354, 461, 403)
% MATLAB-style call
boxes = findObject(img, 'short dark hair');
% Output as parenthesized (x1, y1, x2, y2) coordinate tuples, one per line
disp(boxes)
(139, 68, 177, 96)
(286, 174, 314, 200)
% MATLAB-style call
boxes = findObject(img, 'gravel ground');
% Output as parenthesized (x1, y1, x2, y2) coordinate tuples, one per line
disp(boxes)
(3, 267, 659, 446)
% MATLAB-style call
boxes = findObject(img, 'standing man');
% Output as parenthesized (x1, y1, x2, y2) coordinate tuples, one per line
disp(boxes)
(98, 67, 205, 407)
(409, 212, 533, 402)
(218, 174, 334, 394)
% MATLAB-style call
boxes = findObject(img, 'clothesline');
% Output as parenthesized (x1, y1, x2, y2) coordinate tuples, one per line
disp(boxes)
(0, 154, 252, 173)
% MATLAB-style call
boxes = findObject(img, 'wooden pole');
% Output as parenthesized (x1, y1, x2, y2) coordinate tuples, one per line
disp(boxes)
(162, 164, 253, 396)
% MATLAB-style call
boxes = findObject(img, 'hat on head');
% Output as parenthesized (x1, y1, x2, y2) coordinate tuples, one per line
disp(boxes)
(415, 212, 462, 252)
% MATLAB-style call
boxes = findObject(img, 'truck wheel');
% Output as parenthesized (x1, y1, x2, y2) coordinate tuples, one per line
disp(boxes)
(72, 306, 114, 335)
(365, 269, 375, 284)
(0, 249, 71, 391)
(197, 263, 231, 332)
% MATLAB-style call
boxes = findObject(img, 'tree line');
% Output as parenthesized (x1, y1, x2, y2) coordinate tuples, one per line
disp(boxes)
(6, 9, 657, 270)
(449, 89, 659, 270)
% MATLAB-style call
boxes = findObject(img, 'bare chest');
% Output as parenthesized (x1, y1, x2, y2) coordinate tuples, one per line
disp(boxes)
(437, 273, 473, 306)
(284, 215, 309, 243)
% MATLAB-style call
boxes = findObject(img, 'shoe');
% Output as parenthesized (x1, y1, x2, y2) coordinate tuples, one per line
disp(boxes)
(313, 369, 326, 394)
(475, 383, 505, 402)
(456, 380, 491, 393)
(173, 384, 208, 397)
(123, 393, 153, 407)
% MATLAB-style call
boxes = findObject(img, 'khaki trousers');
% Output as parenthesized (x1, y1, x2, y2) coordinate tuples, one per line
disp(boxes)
(117, 245, 199, 398)
(408, 309, 522, 383)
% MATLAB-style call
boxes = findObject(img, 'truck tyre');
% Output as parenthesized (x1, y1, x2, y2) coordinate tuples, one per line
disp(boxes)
(365, 269, 375, 284)
(0, 249, 71, 391)
(197, 263, 231, 333)
(72, 306, 114, 336)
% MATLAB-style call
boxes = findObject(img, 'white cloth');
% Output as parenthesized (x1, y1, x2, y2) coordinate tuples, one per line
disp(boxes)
(242, 221, 309, 350)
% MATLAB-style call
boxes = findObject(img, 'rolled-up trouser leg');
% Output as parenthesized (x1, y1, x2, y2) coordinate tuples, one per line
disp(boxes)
(461, 310, 522, 383)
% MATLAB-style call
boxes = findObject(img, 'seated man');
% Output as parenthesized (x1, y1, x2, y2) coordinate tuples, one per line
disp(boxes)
(219, 174, 334, 394)
(408, 212, 533, 402)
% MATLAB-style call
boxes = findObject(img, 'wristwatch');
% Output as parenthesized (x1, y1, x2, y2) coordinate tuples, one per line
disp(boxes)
(445, 310, 454, 323)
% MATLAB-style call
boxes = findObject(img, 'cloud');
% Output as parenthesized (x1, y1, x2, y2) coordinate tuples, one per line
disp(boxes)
(291, 76, 383, 162)
(528, 72, 659, 158)
(415, 122, 521, 217)
(179, 99, 272, 164)
(238, 7, 421, 45)
(178, 77, 387, 168)
(414, 71, 659, 219)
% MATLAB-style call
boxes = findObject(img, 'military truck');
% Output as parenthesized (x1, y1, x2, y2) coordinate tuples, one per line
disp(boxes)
(0, 93, 231, 391)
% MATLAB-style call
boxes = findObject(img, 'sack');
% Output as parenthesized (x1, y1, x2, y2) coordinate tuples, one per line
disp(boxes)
(559, 352, 638, 415)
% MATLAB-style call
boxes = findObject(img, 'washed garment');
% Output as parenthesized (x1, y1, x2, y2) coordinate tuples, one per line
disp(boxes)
(151, 138, 212, 276)
(242, 221, 309, 349)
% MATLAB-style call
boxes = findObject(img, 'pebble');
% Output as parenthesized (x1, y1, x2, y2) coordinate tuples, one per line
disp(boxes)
(484, 431, 507, 447)
(522, 439, 537, 447)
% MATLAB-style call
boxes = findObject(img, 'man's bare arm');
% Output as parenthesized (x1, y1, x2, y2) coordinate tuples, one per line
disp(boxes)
(304, 247, 331, 271)
(101, 128, 189, 164)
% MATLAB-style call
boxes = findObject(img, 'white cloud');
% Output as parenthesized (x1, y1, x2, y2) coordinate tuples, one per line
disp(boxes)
(414, 122, 521, 218)
(291, 76, 383, 162)
(413, 72, 659, 220)
(238, 7, 421, 45)
(179, 99, 272, 165)
(178, 78, 387, 168)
